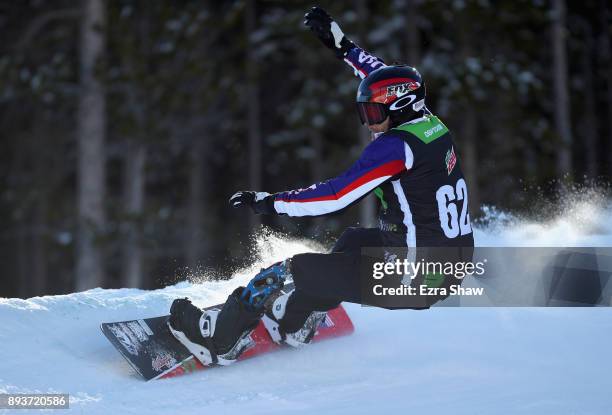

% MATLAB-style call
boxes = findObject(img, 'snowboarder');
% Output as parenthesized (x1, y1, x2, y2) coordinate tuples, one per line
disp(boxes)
(168, 6, 475, 366)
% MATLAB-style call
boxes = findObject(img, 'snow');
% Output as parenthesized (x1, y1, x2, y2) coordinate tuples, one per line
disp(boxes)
(2, 200, 612, 414)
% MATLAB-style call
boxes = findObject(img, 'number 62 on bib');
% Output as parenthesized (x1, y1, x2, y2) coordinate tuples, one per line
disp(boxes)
(436, 178, 472, 238)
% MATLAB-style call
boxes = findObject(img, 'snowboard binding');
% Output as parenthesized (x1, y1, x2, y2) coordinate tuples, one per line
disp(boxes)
(240, 260, 291, 310)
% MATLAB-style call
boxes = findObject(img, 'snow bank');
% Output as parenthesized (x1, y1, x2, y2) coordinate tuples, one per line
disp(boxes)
(1, 199, 612, 414)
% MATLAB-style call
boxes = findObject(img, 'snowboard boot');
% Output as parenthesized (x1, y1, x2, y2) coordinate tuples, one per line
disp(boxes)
(168, 288, 261, 366)
(262, 290, 327, 348)
(167, 260, 289, 366)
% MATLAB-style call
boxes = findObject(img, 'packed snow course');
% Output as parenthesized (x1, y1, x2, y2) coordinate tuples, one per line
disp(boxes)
(1, 197, 612, 414)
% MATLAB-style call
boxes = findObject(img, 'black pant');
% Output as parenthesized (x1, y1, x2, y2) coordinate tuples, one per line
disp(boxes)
(280, 227, 474, 333)
(280, 227, 404, 333)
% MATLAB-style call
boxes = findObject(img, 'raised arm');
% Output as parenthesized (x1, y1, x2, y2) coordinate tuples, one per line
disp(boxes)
(304, 6, 387, 79)
(343, 46, 386, 79)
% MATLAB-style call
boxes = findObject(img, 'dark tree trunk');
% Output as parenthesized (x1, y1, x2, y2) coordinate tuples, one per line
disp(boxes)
(461, 110, 479, 215)
(357, 0, 376, 228)
(552, 0, 573, 179)
(599, 0, 612, 175)
(574, 18, 598, 177)
(17, 221, 28, 298)
(458, 11, 480, 215)
(121, 0, 151, 289)
(122, 141, 146, 288)
(76, 0, 107, 291)
(245, 0, 262, 231)
(403, 0, 421, 66)
(31, 201, 47, 295)
(187, 136, 207, 269)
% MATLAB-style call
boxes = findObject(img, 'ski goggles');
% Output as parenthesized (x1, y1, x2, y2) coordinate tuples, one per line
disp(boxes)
(356, 102, 388, 126)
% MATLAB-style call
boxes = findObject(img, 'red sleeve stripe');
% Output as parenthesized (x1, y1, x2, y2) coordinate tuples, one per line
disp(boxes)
(275, 160, 405, 204)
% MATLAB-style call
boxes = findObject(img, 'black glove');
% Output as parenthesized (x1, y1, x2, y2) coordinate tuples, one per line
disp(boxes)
(304, 6, 355, 58)
(229, 191, 276, 215)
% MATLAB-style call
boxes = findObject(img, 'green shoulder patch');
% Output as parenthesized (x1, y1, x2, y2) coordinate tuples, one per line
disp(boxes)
(392, 115, 449, 144)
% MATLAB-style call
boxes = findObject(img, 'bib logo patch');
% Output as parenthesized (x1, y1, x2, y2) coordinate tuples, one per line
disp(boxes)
(424, 123, 444, 138)
(445, 146, 457, 175)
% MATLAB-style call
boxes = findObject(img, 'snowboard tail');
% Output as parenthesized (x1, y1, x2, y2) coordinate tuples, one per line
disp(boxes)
(101, 284, 354, 381)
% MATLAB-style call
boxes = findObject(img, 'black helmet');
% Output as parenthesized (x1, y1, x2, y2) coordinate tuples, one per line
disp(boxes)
(356, 65, 426, 127)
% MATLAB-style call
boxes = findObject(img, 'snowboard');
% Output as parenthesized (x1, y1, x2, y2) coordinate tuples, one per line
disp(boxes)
(101, 284, 354, 381)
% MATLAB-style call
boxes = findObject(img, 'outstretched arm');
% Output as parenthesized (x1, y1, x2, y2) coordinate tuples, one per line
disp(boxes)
(304, 6, 387, 79)
(272, 136, 412, 217)
(230, 136, 413, 217)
